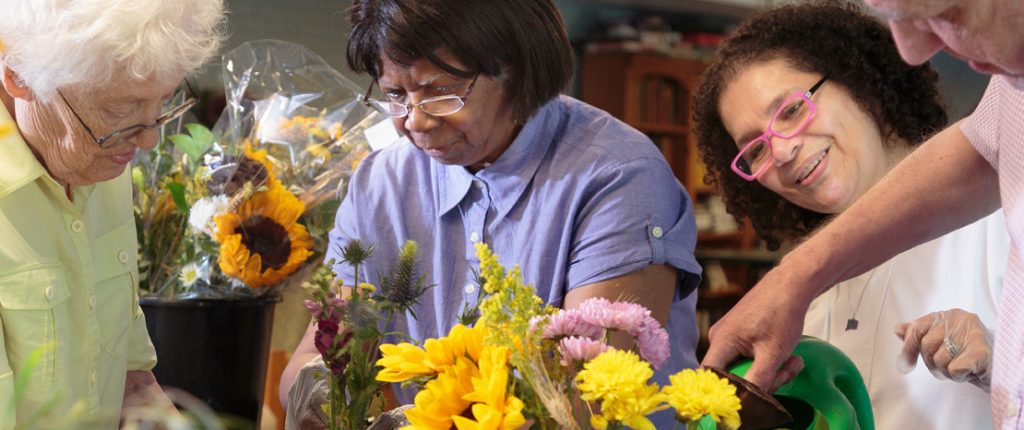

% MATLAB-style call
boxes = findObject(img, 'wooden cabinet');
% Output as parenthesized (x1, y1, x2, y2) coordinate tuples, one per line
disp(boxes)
(581, 51, 711, 199)
(580, 50, 773, 358)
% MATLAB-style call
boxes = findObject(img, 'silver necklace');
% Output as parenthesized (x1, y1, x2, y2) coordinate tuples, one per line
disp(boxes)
(845, 260, 897, 331)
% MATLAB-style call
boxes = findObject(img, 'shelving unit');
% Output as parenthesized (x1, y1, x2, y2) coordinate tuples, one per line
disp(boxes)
(580, 50, 774, 358)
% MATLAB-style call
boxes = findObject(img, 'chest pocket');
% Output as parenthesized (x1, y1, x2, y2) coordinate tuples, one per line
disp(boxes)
(92, 221, 139, 360)
(0, 264, 71, 396)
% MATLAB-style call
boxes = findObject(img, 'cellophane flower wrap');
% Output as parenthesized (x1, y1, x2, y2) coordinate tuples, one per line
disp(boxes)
(132, 39, 386, 298)
(373, 243, 743, 430)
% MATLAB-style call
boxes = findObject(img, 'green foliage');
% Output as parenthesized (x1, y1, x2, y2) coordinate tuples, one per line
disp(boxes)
(167, 124, 215, 171)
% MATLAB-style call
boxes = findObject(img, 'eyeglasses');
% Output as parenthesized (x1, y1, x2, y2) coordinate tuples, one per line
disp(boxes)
(58, 80, 198, 149)
(363, 75, 479, 118)
(730, 77, 828, 181)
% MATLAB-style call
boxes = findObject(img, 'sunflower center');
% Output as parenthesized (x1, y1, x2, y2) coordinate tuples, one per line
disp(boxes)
(237, 215, 292, 270)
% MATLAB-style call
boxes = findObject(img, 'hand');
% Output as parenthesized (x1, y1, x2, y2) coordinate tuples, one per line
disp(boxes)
(896, 308, 993, 391)
(284, 356, 329, 430)
(700, 267, 812, 392)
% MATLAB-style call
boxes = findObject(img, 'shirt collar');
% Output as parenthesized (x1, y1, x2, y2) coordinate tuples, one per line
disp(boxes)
(435, 97, 562, 218)
(0, 103, 45, 199)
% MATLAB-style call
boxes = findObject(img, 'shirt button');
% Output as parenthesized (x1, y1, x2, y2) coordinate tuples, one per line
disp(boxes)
(470, 232, 480, 243)
(44, 287, 54, 300)
(1007, 399, 1020, 417)
(89, 295, 96, 310)
(117, 250, 129, 264)
(652, 226, 664, 238)
(473, 181, 483, 190)
(464, 284, 477, 295)
(70, 219, 84, 233)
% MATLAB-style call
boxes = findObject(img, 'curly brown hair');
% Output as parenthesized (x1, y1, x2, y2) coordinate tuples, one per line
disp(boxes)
(692, 1, 947, 250)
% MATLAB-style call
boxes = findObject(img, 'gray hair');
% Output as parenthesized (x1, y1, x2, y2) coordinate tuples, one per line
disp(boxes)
(0, 0, 226, 101)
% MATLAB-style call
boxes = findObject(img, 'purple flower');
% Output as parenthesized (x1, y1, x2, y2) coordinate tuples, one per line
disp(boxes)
(557, 336, 610, 366)
(542, 309, 603, 340)
(303, 299, 322, 316)
(315, 319, 340, 357)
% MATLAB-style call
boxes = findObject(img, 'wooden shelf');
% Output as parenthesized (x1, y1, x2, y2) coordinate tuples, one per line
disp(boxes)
(636, 122, 688, 136)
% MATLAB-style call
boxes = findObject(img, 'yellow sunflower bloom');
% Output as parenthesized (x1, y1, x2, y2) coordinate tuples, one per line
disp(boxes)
(376, 343, 432, 383)
(454, 345, 527, 430)
(404, 356, 477, 430)
(663, 368, 742, 430)
(423, 324, 487, 370)
(214, 183, 313, 288)
(575, 349, 667, 430)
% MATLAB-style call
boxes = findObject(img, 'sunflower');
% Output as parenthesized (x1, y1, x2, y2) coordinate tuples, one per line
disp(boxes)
(454, 345, 527, 430)
(214, 182, 313, 288)
(376, 324, 486, 383)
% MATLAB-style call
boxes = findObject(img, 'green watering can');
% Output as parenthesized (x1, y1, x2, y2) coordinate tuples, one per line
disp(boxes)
(727, 337, 875, 430)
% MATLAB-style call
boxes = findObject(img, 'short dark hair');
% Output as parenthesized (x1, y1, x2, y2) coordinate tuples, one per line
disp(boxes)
(347, 0, 574, 122)
(692, 1, 948, 250)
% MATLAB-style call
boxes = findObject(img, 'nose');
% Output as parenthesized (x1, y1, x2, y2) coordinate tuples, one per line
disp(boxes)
(771, 135, 803, 166)
(403, 106, 441, 133)
(134, 127, 160, 151)
(888, 19, 945, 65)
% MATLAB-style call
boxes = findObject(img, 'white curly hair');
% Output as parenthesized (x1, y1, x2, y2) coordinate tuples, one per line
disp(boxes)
(0, 0, 226, 101)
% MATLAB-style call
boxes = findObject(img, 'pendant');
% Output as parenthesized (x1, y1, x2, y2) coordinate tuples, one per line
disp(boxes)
(845, 318, 859, 331)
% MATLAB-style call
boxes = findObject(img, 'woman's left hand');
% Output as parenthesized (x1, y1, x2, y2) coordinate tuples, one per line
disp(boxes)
(895, 308, 993, 392)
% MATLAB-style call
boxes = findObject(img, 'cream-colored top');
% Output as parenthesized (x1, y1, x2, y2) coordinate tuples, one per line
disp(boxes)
(0, 104, 156, 428)
(805, 210, 1007, 429)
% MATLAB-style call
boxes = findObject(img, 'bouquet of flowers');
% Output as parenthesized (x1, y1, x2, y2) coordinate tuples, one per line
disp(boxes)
(133, 40, 385, 298)
(307, 240, 742, 430)
(302, 239, 432, 430)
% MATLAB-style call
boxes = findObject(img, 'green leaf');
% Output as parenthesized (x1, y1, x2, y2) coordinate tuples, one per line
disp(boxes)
(166, 182, 189, 213)
(184, 123, 215, 148)
(167, 123, 214, 165)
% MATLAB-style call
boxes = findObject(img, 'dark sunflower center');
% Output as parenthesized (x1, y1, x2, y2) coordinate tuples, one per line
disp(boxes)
(236, 215, 292, 270)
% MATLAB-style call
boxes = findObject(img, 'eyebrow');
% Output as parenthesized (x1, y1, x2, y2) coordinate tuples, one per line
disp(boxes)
(730, 88, 795, 145)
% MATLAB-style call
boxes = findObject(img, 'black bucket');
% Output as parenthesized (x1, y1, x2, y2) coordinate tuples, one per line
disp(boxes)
(141, 296, 280, 428)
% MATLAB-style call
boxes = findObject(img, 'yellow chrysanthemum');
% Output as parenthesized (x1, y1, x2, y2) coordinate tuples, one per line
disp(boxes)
(575, 349, 667, 430)
(453, 346, 526, 430)
(376, 324, 486, 383)
(404, 356, 477, 430)
(213, 183, 313, 288)
(663, 368, 742, 430)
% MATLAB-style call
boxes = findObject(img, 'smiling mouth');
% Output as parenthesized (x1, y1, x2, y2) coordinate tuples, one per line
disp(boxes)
(795, 147, 829, 184)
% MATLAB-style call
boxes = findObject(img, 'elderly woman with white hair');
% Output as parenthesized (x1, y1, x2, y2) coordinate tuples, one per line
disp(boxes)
(0, 1, 224, 427)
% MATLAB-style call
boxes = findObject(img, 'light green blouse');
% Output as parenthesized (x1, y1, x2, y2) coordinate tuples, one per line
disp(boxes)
(0, 104, 156, 428)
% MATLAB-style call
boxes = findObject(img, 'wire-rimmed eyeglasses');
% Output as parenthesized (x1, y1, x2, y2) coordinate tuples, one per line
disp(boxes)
(362, 74, 479, 118)
(57, 80, 199, 149)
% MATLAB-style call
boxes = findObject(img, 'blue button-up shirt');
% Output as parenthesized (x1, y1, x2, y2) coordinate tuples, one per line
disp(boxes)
(327, 95, 701, 417)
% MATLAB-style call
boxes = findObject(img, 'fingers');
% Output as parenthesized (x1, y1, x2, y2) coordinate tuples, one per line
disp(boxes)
(770, 356, 805, 391)
(896, 315, 932, 374)
(701, 337, 740, 370)
(743, 346, 795, 392)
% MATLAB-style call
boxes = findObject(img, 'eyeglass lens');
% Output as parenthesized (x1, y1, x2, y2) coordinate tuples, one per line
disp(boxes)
(736, 93, 814, 175)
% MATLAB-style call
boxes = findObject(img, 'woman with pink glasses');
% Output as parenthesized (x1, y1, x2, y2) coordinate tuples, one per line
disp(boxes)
(693, 2, 1007, 428)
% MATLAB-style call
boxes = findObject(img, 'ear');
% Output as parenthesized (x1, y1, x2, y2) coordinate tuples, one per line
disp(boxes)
(2, 65, 34, 101)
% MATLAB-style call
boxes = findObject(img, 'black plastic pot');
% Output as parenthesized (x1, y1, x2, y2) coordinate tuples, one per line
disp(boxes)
(141, 296, 280, 428)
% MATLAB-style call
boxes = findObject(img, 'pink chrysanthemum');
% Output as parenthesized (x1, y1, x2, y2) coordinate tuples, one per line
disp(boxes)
(542, 309, 603, 340)
(633, 315, 670, 369)
(558, 336, 611, 366)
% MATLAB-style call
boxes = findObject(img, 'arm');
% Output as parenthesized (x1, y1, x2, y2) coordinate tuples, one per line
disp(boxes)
(564, 264, 677, 352)
(563, 263, 677, 329)
(122, 371, 176, 415)
(279, 321, 320, 409)
(702, 121, 1001, 390)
